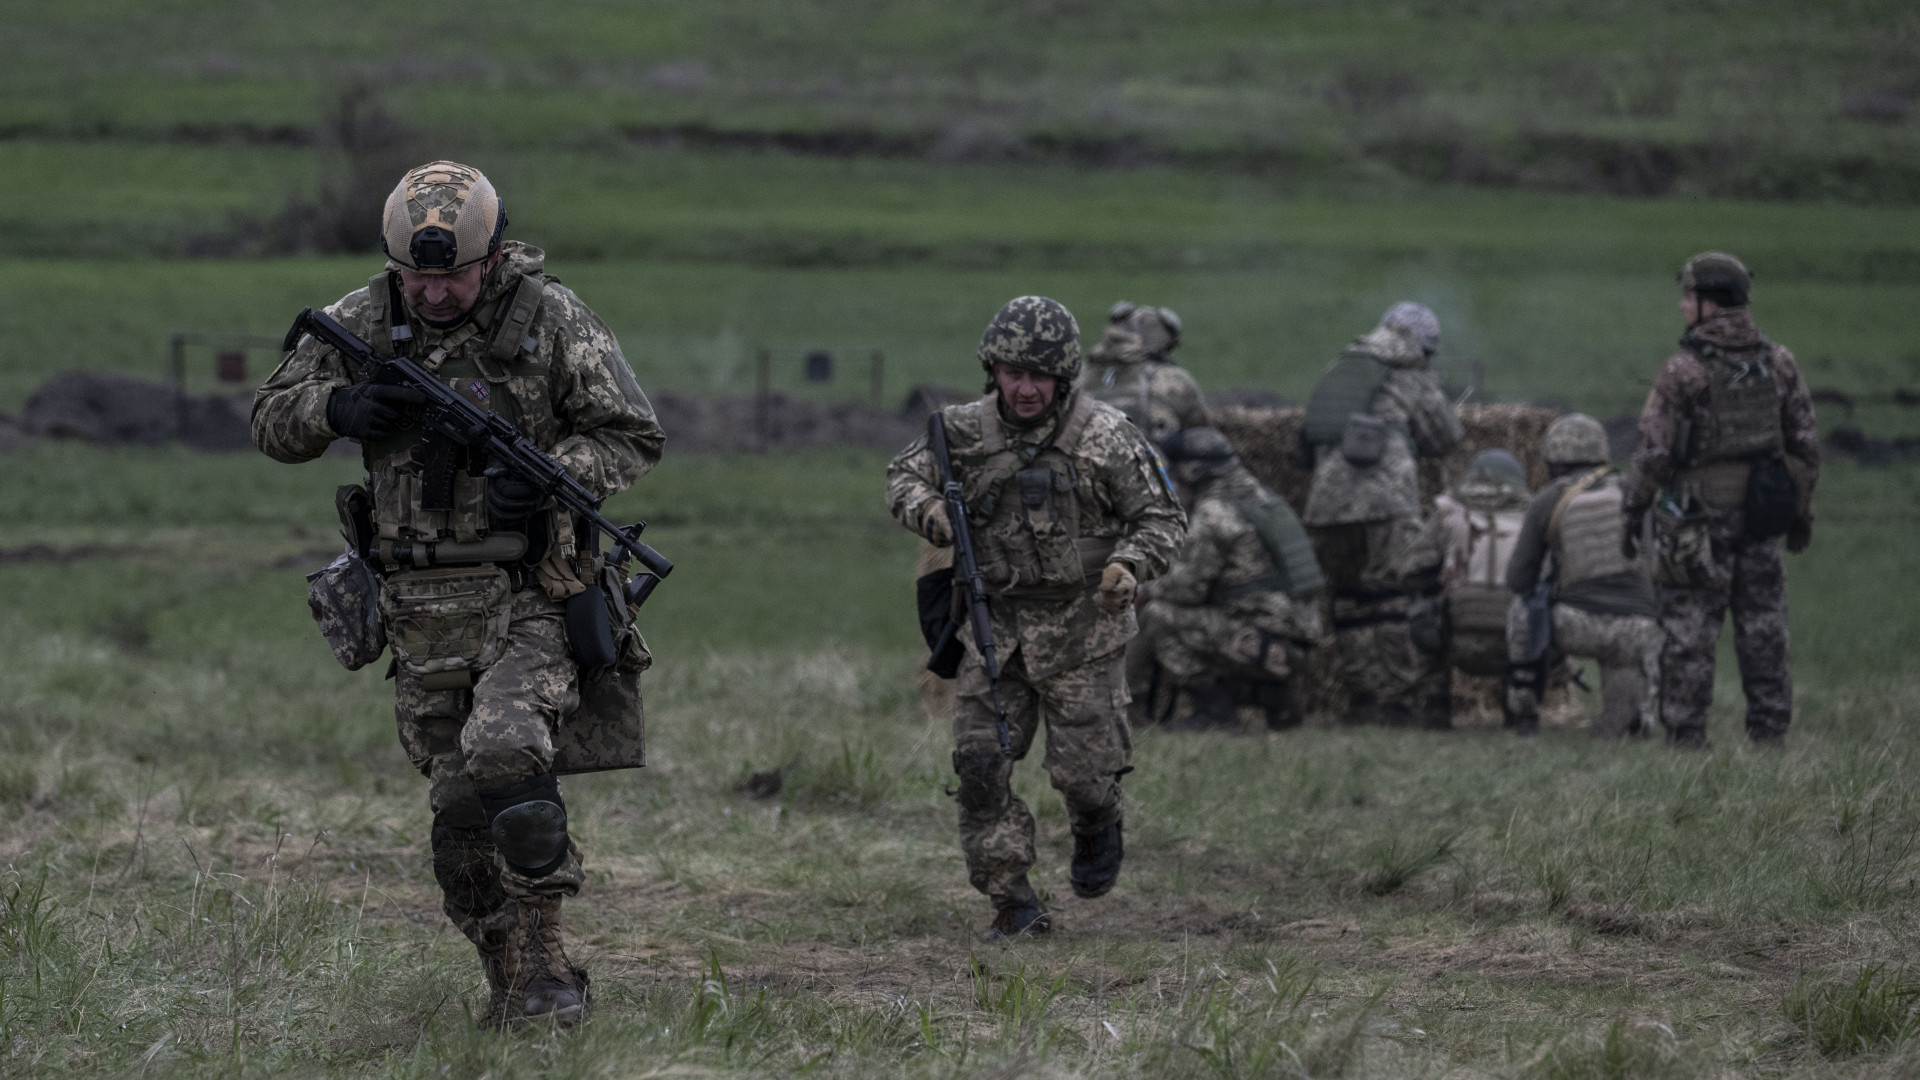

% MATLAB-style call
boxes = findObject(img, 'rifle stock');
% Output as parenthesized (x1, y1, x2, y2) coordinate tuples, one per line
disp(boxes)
(286, 306, 673, 598)
(928, 412, 1012, 757)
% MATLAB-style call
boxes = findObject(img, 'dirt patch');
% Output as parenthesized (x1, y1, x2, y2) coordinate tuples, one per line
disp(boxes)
(21, 370, 253, 450)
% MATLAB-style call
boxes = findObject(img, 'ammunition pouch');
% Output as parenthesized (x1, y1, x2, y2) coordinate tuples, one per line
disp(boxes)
(378, 566, 513, 684)
(306, 549, 387, 671)
(1340, 412, 1390, 467)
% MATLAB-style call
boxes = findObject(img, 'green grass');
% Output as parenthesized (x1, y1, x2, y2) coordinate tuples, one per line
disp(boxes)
(2, 445, 1918, 1076)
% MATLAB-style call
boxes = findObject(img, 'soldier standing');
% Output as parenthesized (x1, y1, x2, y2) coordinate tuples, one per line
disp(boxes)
(1133, 427, 1325, 729)
(1298, 302, 1463, 727)
(1081, 301, 1211, 443)
(1505, 415, 1662, 737)
(253, 162, 666, 1024)
(886, 297, 1185, 940)
(1623, 253, 1819, 747)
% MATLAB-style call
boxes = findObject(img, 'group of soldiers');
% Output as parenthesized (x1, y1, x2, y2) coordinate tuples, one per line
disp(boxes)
(253, 160, 1822, 1024)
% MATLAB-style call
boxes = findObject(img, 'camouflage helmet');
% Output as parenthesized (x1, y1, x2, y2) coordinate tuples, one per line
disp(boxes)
(1678, 252, 1751, 306)
(381, 161, 506, 274)
(1109, 300, 1182, 358)
(1541, 412, 1610, 466)
(1379, 301, 1440, 357)
(1459, 448, 1527, 492)
(979, 296, 1082, 381)
(1159, 426, 1237, 482)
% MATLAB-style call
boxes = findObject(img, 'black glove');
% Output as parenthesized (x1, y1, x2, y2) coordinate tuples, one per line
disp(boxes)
(326, 384, 426, 440)
(484, 466, 544, 525)
(1787, 517, 1813, 554)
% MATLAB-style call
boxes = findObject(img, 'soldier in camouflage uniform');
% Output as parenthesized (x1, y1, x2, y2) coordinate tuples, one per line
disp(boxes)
(1132, 427, 1324, 729)
(1427, 449, 1532, 681)
(886, 296, 1185, 941)
(1081, 301, 1211, 444)
(1298, 302, 1463, 727)
(253, 162, 665, 1025)
(1505, 414, 1662, 737)
(1623, 253, 1819, 747)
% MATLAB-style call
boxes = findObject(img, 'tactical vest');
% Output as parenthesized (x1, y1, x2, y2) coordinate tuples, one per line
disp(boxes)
(1301, 351, 1390, 446)
(1550, 470, 1632, 588)
(959, 392, 1114, 598)
(1213, 493, 1323, 601)
(1446, 505, 1525, 635)
(1686, 342, 1784, 464)
(357, 270, 552, 546)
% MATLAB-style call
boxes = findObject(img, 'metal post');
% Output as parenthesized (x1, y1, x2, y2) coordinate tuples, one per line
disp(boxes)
(870, 349, 884, 410)
(755, 347, 772, 453)
(170, 333, 187, 440)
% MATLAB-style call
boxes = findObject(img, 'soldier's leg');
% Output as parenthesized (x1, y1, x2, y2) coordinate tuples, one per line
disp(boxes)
(462, 612, 589, 1026)
(395, 676, 513, 1010)
(953, 651, 1042, 914)
(1728, 537, 1792, 743)
(1143, 602, 1238, 728)
(1036, 653, 1131, 899)
(1503, 595, 1540, 733)
(1361, 517, 1450, 727)
(1658, 583, 1728, 746)
(1551, 607, 1644, 739)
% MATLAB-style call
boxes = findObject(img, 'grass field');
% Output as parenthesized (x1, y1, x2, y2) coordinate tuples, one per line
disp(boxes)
(2, 444, 1919, 1077)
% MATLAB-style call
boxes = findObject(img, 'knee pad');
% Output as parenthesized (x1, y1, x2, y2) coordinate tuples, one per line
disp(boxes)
(477, 772, 570, 878)
(430, 824, 503, 920)
(951, 747, 1009, 818)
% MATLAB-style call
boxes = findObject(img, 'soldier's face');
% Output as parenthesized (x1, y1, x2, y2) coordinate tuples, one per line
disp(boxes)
(992, 365, 1058, 420)
(1680, 290, 1718, 326)
(400, 252, 498, 326)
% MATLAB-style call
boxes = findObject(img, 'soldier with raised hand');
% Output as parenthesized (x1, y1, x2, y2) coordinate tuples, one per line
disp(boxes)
(886, 296, 1186, 941)
(253, 161, 665, 1026)
(1298, 302, 1464, 728)
(1081, 301, 1212, 444)
(1505, 414, 1662, 737)
(1133, 427, 1325, 730)
(1623, 253, 1819, 748)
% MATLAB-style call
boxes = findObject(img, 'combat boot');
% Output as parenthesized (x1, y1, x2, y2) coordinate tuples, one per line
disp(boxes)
(981, 900, 1051, 942)
(488, 896, 591, 1028)
(1069, 817, 1124, 899)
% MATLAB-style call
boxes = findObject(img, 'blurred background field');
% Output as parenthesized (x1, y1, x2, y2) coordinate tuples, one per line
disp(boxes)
(5, 1, 1920, 1076)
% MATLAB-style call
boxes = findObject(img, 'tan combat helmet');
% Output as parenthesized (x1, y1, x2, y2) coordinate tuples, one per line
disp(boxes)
(1541, 413, 1611, 467)
(381, 161, 506, 273)
(1678, 252, 1751, 306)
(979, 296, 1082, 382)
(1108, 300, 1182, 359)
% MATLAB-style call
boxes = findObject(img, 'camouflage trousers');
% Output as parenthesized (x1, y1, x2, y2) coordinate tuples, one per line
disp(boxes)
(394, 609, 585, 950)
(1128, 600, 1309, 724)
(953, 649, 1132, 908)
(1506, 599, 1661, 737)
(1311, 518, 1449, 727)
(1658, 521, 1791, 742)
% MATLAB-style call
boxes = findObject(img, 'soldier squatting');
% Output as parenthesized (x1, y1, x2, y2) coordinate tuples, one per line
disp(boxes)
(260, 161, 1820, 1000)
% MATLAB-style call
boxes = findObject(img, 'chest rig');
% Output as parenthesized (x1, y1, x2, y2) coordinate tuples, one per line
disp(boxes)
(356, 270, 552, 547)
(1685, 339, 1784, 464)
(958, 392, 1111, 597)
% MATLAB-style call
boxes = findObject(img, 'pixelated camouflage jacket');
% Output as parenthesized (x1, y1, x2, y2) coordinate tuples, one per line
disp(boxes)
(886, 389, 1188, 679)
(1140, 468, 1324, 644)
(1079, 356, 1212, 445)
(1623, 308, 1819, 522)
(1302, 325, 1464, 527)
(251, 241, 665, 507)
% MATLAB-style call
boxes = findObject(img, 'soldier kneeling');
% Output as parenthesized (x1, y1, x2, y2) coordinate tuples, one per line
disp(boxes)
(1504, 414, 1662, 736)
(1132, 428, 1326, 729)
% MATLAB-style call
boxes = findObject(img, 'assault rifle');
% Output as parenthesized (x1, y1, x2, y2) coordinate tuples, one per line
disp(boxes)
(927, 412, 1011, 757)
(284, 307, 674, 607)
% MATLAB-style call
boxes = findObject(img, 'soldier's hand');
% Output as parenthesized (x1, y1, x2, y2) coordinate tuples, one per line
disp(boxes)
(1097, 562, 1137, 615)
(326, 383, 426, 440)
(921, 501, 953, 546)
(484, 466, 545, 524)
(1787, 517, 1813, 553)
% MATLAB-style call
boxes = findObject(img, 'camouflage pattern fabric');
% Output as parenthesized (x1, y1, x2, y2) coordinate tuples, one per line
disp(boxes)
(1657, 512, 1791, 742)
(1312, 516, 1450, 726)
(1302, 324, 1464, 527)
(1081, 333, 1211, 444)
(886, 390, 1186, 681)
(953, 650, 1131, 907)
(977, 295, 1082, 381)
(1505, 597, 1661, 737)
(1622, 308, 1819, 526)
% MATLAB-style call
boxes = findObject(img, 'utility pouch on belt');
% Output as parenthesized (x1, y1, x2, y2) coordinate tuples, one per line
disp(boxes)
(1745, 457, 1797, 541)
(565, 585, 619, 670)
(307, 550, 386, 670)
(1340, 413, 1389, 467)
(1652, 497, 1714, 589)
(378, 567, 512, 680)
